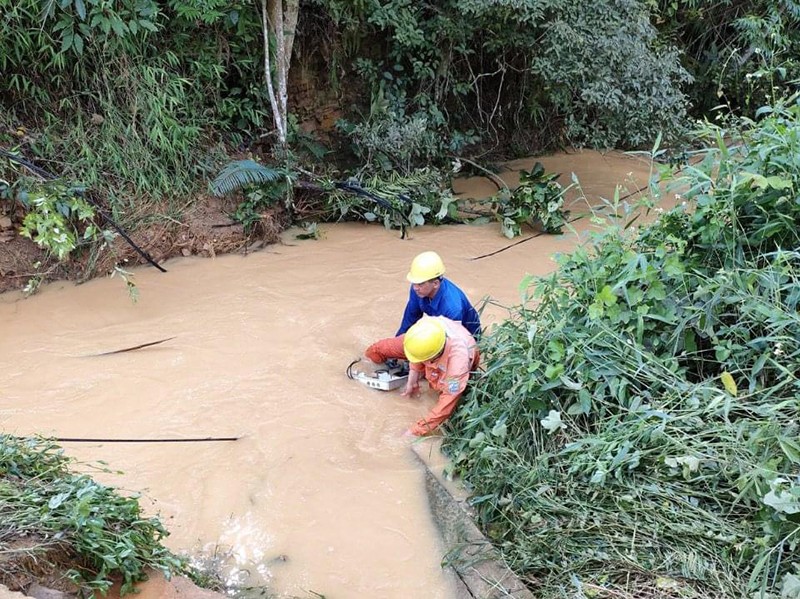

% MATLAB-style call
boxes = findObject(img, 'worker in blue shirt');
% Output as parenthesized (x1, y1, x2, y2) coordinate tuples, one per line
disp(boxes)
(365, 251, 481, 364)
(396, 251, 481, 338)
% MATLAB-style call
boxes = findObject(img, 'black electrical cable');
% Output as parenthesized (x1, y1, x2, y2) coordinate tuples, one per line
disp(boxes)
(346, 357, 361, 379)
(470, 214, 585, 260)
(0, 148, 167, 272)
(82, 336, 176, 357)
(52, 437, 239, 443)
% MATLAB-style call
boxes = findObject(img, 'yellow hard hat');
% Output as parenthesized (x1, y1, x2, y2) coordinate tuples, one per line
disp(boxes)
(407, 251, 446, 284)
(404, 318, 447, 363)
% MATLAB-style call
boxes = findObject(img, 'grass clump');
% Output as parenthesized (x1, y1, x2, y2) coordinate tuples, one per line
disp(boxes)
(0, 435, 190, 596)
(443, 95, 800, 598)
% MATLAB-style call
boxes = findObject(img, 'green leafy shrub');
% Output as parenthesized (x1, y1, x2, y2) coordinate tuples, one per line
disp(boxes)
(0, 0, 231, 206)
(531, 0, 691, 148)
(654, 0, 800, 117)
(233, 183, 292, 231)
(210, 159, 293, 231)
(318, 0, 691, 156)
(673, 101, 800, 269)
(337, 92, 450, 175)
(324, 168, 456, 231)
(18, 181, 104, 260)
(491, 162, 569, 238)
(442, 96, 800, 597)
(0, 435, 189, 596)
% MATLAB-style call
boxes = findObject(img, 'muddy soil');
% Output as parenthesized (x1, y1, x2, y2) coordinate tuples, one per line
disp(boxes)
(0, 193, 285, 295)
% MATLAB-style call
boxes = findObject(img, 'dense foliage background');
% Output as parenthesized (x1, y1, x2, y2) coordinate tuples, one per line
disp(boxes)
(2, 0, 798, 199)
(2, 0, 797, 269)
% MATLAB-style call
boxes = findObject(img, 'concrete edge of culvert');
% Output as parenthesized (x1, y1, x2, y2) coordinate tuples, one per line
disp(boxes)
(410, 437, 535, 599)
(0, 584, 25, 599)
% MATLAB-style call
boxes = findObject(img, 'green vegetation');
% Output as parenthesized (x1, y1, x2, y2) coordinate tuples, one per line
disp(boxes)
(0, 435, 189, 596)
(3, 2, 800, 595)
(2, 0, 798, 278)
(211, 158, 570, 238)
(0, 0, 221, 202)
(655, 0, 800, 117)
(443, 95, 800, 597)
(492, 162, 570, 238)
(17, 181, 106, 260)
(319, 0, 691, 151)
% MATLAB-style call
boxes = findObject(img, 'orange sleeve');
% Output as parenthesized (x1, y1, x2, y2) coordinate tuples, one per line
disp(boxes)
(365, 335, 406, 363)
(410, 345, 471, 435)
(409, 386, 464, 435)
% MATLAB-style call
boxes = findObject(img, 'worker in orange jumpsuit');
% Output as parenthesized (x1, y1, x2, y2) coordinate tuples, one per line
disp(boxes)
(394, 316, 480, 436)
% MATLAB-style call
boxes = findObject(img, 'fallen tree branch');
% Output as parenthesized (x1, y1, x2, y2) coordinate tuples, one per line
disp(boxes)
(455, 156, 509, 191)
(83, 336, 176, 357)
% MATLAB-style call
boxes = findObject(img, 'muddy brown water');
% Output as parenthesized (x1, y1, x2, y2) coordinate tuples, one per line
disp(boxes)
(0, 150, 662, 598)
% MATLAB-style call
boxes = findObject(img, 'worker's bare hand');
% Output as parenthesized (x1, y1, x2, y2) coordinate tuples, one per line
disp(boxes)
(401, 382, 420, 398)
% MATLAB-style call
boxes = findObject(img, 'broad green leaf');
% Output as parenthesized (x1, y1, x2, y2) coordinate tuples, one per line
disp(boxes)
(588, 302, 603, 319)
(110, 17, 127, 36)
(720, 371, 738, 396)
(740, 172, 792, 190)
(763, 489, 800, 514)
(665, 455, 700, 473)
(590, 468, 607, 485)
(540, 410, 565, 433)
(491, 421, 507, 438)
(778, 437, 800, 464)
(468, 432, 486, 448)
(597, 285, 617, 306)
(48, 492, 70, 509)
(781, 573, 800, 599)
(61, 31, 74, 54)
(559, 375, 582, 390)
(544, 363, 564, 380)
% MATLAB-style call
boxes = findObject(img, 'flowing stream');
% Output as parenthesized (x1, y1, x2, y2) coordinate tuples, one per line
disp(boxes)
(0, 150, 658, 598)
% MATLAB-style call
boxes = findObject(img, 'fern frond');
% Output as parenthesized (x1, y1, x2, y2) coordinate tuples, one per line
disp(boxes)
(211, 160, 287, 196)
(779, 0, 800, 20)
(363, 168, 443, 194)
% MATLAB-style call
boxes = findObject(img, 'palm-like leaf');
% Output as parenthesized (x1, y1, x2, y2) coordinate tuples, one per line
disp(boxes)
(211, 160, 287, 196)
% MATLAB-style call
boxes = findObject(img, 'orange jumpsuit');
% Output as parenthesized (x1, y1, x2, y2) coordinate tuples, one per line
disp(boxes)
(365, 334, 406, 363)
(367, 317, 479, 436)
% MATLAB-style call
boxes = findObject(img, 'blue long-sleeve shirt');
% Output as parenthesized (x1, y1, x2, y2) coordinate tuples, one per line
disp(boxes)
(396, 277, 482, 338)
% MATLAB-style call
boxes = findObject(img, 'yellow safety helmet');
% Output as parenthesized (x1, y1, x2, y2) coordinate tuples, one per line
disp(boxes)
(404, 318, 447, 363)
(407, 251, 446, 284)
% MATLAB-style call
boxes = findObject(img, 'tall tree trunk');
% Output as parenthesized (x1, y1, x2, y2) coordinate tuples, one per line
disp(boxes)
(261, 0, 299, 147)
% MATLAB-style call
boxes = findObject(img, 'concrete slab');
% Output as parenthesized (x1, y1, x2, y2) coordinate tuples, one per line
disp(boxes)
(0, 584, 26, 599)
(411, 437, 534, 599)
